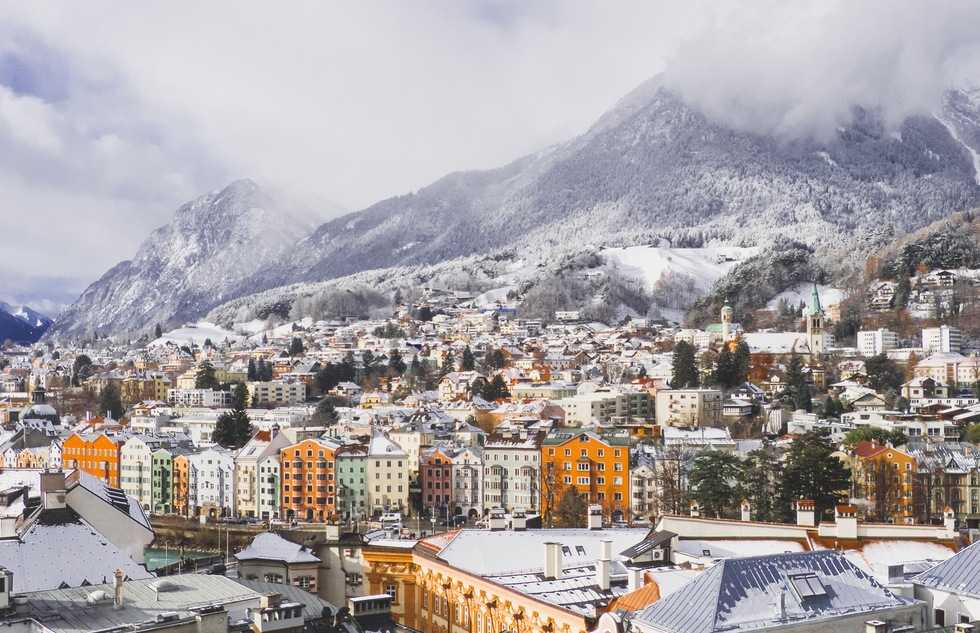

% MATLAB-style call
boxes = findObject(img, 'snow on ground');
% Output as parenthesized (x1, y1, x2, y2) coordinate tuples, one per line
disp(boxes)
(937, 113, 980, 185)
(150, 322, 243, 347)
(765, 283, 845, 310)
(231, 317, 315, 342)
(473, 286, 517, 308)
(603, 246, 760, 291)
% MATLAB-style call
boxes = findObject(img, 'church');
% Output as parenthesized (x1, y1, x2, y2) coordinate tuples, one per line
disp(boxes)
(735, 284, 833, 361)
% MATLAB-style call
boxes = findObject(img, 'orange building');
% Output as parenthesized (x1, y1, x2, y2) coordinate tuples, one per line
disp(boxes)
(540, 430, 631, 523)
(172, 454, 190, 516)
(281, 438, 341, 522)
(62, 432, 123, 487)
(856, 444, 916, 524)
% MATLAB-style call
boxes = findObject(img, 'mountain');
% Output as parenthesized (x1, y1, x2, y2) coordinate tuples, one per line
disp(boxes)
(47, 180, 314, 339)
(54, 80, 980, 335)
(0, 302, 52, 343)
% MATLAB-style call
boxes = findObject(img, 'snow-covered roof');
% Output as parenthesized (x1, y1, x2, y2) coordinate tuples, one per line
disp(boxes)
(368, 434, 407, 457)
(235, 532, 320, 564)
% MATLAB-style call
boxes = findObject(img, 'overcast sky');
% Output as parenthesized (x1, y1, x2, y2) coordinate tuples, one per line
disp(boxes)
(1, 1, 979, 314)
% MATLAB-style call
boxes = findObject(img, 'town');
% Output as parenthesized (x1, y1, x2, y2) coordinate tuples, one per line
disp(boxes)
(0, 277, 978, 633)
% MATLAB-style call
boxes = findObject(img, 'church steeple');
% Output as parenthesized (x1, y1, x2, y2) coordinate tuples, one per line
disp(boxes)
(808, 283, 823, 316)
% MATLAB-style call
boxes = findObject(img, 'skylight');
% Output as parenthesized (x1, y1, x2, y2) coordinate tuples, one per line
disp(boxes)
(788, 572, 827, 600)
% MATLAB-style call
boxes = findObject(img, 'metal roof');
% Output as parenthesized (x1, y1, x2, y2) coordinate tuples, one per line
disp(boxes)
(914, 540, 980, 599)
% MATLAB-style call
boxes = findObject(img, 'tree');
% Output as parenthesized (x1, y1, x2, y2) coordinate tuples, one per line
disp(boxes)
(99, 383, 124, 419)
(654, 447, 688, 516)
(481, 348, 506, 373)
(415, 305, 433, 322)
(230, 383, 248, 411)
(821, 396, 844, 419)
(312, 397, 339, 425)
(780, 432, 851, 520)
(554, 489, 588, 528)
(213, 394, 253, 449)
(154, 323, 163, 338)
(388, 349, 407, 376)
(688, 451, 743, 518)
(72, 354, 94, 387)
(247, 358, 257, 381)
(964, 424, 980, 444)
(289, 337, 305, 357)
(671, 341, 699, 388)
(733, 340, 751, 385)
(843, 427, 907, 448)
(712, 345, 737, 388)
(195, 361, 219, 390)
(482, 374, 510, 401)
(795, 383, 813, 412)
(461, 346, 476, 371)
(866, 458, 902, 523)
(739, 447, 783, 522)
(865, 353, 904, 393)
(785, 353, 805, 393)
(441, 350, 456, 376)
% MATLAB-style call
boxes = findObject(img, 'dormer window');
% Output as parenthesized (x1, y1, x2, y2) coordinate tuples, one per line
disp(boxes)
(788, 572, 827, 600)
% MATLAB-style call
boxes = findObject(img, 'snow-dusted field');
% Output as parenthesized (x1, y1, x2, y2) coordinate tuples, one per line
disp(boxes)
(603, 245, 760, 290)
(150, 322, 243, 347)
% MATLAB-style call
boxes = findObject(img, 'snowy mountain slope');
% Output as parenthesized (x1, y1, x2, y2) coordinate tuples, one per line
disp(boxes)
(602, 245, 759, 292)
(47, 180, 313, 339)
(0, 302, 52, 343)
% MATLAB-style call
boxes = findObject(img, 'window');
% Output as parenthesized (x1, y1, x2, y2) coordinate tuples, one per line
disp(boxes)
(960, 614, 971, 625)
(934, 609, 945, 627)
(385, 583, 398, 603)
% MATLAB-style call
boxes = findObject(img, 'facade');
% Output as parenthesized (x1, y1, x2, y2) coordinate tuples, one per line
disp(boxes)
(857, 328, 898, 357)
(540, 430, 631, 521)
(556, 389, 651, 426)
(236, 532, 321, 592)
(420, 447, 454, 520)
(62, 432, 123, 487)
(654, 388, 723, 428)
(151, 447, 174, 514)
(120, 436, 156, 511)
(336, 443, 369, 521)
(172, 453, 191, 516)
(168, 387, 232, 408)
(923, 325, 962, 354)
(257, 451, 283, 520)
(483, 430, 542, 512)
(367, 434, 409, 515)
(235, 429, 291, 519)
(247, 380, 307, 406)
(280, 438, 340, 522)
(451, 447, 483, 519)
(187, 447, 235, 517)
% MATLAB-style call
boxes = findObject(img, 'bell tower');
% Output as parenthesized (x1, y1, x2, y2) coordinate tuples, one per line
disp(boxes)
(806, 284, 825, 356)
(721, 303, 733, 342)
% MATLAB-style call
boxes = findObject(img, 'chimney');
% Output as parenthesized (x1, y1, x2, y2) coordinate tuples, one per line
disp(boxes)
(544, 542, 562, 580)
(835, 505, 858, 539)
(740, 499, 751, 522)
(587, 504, 603, 530)
(794, 499, 815, 527)
(511, 508, 527, 531)
(489, 507, 506, 531)
(689, 500, 701, 518)
(596, 540, 612, 591)
(0, 516, 17, 538)
(627, 568, 645, 592)
(113, 569, 124, 609)
(865, 620, 889, 633)
(944, 506, 957, 535)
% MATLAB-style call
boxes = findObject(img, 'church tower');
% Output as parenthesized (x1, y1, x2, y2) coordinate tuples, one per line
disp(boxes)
(720, 303, 734, 342)
(806, 284, 825, 356)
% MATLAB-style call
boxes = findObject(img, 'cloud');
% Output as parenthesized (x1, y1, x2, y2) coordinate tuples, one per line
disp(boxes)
(0, 1, 979, 309)
(662, 0, 980, 139)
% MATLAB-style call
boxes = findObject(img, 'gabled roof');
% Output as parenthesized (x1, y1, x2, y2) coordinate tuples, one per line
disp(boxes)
(235, 532, 320, 564)
(634, 550, 912, 633)
(619, 530, 676, 559)
(914, 540, 980, 599)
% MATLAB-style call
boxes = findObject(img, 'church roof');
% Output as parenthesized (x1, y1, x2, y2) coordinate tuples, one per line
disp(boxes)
(809, 283, 823, 316)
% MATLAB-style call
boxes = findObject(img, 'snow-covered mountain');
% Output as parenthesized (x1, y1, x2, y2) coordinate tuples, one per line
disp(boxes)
(51, 80, 980, 336)
(0, 302, 52, 343)
(47, 179, 313, 338)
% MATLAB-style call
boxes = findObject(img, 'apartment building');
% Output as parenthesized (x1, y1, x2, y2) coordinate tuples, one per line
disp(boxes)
(168, 388, 232, 408)
(234, 429, 291, 519)
(367, 434, 409, 515)
(483, 429, 543, 512)
(540, 429, 630, 521)
(280, 438, 340, 522)
(922, 325, 962, 354)
(62, 432, 124, 487)
(857, 328, 898, 357)
(655, 388, 723, 428)
(247, 380, 307, 406)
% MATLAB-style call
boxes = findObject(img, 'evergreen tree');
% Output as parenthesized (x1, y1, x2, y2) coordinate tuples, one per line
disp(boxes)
(739, 448, 783, 522)
(785, 353, 804, 393)
(213, 395, 253, 449)
(99, 383, 124, 419)
(231, 383, 248, 410)
(247, 358, 257, 381)
(671, 341, 699, 388)
(312, 397, 339, 425)
(733, 340, 751, 385)
(154, 323, 163, 338)
(482, 374, 511, 401)
(442, 350, 456, 375)
(865, 353, 904, 393)
(416, 305, 433, 322)
(461, 346, 476, 371)
(289, 337, 305, 357)
(795, 383, 813, 412)
(388, 349, 407, 375)
(780, 431, 851, 520)
(712, 345, 737, 388)
(688, 451, 743, 517)
(195, 361, 219, 390)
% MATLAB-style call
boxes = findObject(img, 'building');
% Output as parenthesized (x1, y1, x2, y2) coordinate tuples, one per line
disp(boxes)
(62, 432, 124, 487)
(451, 446, 483, 519)
(654, 388, 723, 428)
(420, 447, 454, 520)
(555, 389, 651, 426)
(923, 325, 962, 354)
(257, 448, 283, 520)
(858, 328, 898, 357)
(805, 284, 827, 357)
(483, 429, 543, 513)
(151, 446, 175, 514)
(236, 531, 321, 592)
(281, 438, 341, 522)
(168, 387, 232, 408)
(247, 380, 307, 406)
(187, 447, 235, 517)
(853, 444, 916, 524)
(235, 428, 291, 519)
(914, 353, 980, 387)
(540, 430, 631, 521)
(120, 436, 158, 511)
(336, 443, 368, 521)
(632, 551, 924, 633)
(915, 540, 980, 628)
(367, 434, 409, 515)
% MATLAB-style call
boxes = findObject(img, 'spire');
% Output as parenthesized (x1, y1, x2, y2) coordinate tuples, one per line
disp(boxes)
(808, 283, 823, 316)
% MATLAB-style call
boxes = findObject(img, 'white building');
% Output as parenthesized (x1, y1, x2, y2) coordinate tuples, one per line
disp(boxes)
(923, 325, 962, 354)
(857, 328, 898, 357)
(482, 429, 542, 512)
(234, 429, 291, 519)
(366, 434, 408, 515)
(451, 447, 483, 518)
(655, 388, 723, 428)
(256, 451, 282, 520)
(119, 436, 156, 511)
(187, 447, 235, 516)
(168, 388, 232, 408)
